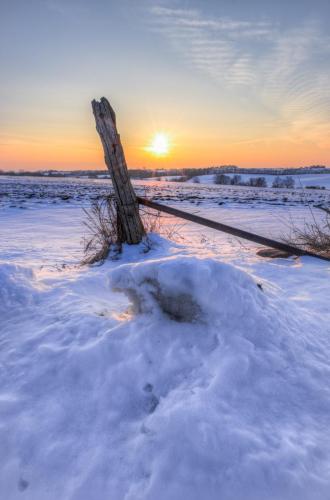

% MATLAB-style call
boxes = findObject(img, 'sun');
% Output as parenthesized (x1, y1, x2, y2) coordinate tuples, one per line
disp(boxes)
(146, 133, 170, 157)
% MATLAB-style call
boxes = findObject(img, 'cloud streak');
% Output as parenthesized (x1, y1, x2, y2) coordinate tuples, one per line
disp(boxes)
(44, 0, 89, 18)
(150, 6, 275, 86)
(149, 5, 330, 147)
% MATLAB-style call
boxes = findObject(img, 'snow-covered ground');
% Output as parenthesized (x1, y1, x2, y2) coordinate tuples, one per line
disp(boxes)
(1, 176, 330, 500)
(148, 173, 330, 189)
(194, 173, 330, 189)
(1, 174, 330, 209)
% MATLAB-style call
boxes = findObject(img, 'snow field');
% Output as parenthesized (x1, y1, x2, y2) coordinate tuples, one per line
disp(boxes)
(1, 177, 330, 499)
(1, 237, 330, 499)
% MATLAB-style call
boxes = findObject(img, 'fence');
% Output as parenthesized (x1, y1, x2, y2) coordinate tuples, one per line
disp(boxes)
(137, 197, 330, 261)
(92, 97, 329, 262)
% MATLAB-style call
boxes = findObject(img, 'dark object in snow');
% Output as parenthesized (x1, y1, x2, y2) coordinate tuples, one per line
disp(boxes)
(143, 383, 159, 413)
(146, 394, 159, 414)
(118, 281, 202, 323)
(257, 248, 293, 259)
(157, 292, 202, 322)
(18, 478, 29, 491)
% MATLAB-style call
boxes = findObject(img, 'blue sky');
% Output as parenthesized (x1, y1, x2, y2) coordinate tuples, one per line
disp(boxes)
(1, 0, 329, 169)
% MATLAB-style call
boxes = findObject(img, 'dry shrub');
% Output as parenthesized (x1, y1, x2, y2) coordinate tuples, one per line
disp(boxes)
(133, 186, 186, 244)
(139, 205, 186, 248)
(82, 196, 185, 265)
(82, 196, 122, 265)
(140, 207, 161, 234)
(286, 212, 330, 258)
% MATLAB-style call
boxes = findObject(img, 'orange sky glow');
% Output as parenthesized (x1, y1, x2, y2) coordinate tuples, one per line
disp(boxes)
(1, 1, 329, 171)
(1, 123, 329, 171)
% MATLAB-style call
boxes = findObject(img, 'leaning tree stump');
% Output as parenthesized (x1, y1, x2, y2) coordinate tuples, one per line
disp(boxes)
(92, 97, 145, 244)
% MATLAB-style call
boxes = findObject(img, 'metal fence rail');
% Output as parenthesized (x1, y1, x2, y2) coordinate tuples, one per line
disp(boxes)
(137, 197, 330, 262)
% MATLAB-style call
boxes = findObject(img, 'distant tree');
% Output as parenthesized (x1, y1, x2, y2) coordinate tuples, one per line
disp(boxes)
(272, 176, 295, 189)
(214, 173, 231, 185)
(248, 177, 267, 188)
(284, 176, 295, 188)
(230, 174, 242, 185)
(272, 176, 281, 188)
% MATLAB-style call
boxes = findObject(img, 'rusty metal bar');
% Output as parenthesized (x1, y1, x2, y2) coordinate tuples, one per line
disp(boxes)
(137, 197, 330, 261)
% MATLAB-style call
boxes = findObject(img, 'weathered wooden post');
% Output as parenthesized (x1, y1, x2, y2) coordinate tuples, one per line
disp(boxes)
(91, 97, 145, 244)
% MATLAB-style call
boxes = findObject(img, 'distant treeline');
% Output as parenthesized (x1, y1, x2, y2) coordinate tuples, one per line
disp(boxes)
(0, 167, 220, 179)
(0, 164, 329, 179)
(213, 174, 295, 189)
(217, 165, 329, 175)
(0, 169, 110, 178)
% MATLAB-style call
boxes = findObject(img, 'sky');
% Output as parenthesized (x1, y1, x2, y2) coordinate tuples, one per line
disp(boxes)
(0, 0, 329, 170)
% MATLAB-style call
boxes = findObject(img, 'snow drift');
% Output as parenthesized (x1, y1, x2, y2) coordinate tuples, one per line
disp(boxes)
(0, 264, 37, 313)
(1, 252, 330, 500)
(111, 256, 265, 323)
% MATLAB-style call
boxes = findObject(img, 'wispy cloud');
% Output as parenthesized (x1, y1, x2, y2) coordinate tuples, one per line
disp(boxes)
(152, 7, 271, 33)
(150, 6, 275, 86)
(150, 5, 330, 147)
(44, 0, 89, 18)
(257, 23, 330, 146)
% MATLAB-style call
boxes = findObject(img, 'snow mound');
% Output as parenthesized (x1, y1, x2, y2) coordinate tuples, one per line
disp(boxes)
(107, 257, 330, 500)
(111, 256, 265, 323)
(0, 264, 36, 313)
(1, 255, 330, 500)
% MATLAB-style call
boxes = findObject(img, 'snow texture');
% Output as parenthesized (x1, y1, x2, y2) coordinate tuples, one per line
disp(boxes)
(0, 264, 37, 313)
(1, 244, 330, 500)
(1, 176, 330, 499)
